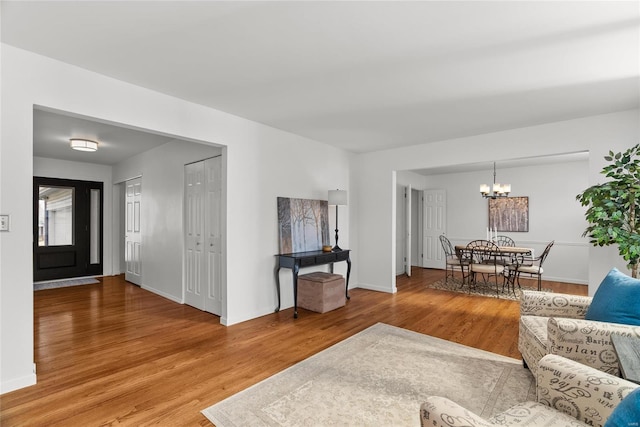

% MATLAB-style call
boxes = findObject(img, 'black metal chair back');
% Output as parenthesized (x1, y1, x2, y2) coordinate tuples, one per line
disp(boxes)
(439, 234, 455, 258)
(466, 240, 500, 265)
(496, 235, 515, 247)
(538, 241, 555, 267)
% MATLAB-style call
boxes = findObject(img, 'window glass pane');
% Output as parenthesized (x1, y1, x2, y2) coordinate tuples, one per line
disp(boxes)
(90, 189, 101, 264)
(38, 186, 74, 246)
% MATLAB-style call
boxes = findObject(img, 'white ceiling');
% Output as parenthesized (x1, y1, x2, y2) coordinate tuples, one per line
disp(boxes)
(33, 108, 177, 165)
(2, 1, 639, 158)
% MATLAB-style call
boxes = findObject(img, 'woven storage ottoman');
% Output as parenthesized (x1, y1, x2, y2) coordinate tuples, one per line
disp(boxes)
(298, 272, 345, 313)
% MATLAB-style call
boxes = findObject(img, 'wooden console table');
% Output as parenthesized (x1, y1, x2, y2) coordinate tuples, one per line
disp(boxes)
(275, 249, 351, 318)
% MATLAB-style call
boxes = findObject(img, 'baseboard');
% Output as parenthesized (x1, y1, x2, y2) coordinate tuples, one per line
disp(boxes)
(356, 283, 396, 293)
(140, 285, 182, 304)
(1, 372, 36, 395)
(518, 275, 588, 286)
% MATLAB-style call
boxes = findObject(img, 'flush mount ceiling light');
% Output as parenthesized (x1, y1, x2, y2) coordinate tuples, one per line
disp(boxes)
(70, 138, 98, 152)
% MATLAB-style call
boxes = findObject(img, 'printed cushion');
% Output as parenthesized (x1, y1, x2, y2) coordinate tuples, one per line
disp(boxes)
(585, 268, 640, 326)
(604, 388, 640, 427)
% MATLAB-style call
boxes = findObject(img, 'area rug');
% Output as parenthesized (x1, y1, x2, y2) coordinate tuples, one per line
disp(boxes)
(34, 277, 100, 291)
(202, 323, 535, 427)
(428, 277, 550, 301)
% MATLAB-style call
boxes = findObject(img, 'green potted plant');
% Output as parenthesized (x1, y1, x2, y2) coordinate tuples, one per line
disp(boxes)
(576, 144, 640, 278)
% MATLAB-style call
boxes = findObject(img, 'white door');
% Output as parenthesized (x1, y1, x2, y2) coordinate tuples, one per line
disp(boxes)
(184, 157, 222, 315)
(125, 177, 142, 285)
(422, 189, 446, 269)
(204, 157, 222, 314)
(185, 161, 204, 310)
(405, 185, 412, 277)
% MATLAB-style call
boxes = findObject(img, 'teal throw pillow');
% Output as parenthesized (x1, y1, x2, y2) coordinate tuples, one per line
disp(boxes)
(585, 268, 640, 326)
(604, 387, 640, 427)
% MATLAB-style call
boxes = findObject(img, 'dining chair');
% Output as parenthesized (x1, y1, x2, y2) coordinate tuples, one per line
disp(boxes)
(512, 241, 554, 291)
(466, 240, 505, 296)
(439, 235, 469, 285)
(495, 235, 515, 247)
(493, 235, 516, 267)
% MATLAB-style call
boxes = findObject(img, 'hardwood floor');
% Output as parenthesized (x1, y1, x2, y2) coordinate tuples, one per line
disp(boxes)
(1, 269, 587, 426)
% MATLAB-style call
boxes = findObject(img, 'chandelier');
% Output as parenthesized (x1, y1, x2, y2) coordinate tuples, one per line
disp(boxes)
(480, 162, 511, 198)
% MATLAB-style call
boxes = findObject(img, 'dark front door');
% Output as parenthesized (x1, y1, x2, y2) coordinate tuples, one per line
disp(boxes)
(33, 177, 103, 282)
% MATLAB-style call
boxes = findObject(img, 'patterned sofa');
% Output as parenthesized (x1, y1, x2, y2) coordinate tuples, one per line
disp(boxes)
(518, 290, 640, 377)
(420, 354, 639, 427)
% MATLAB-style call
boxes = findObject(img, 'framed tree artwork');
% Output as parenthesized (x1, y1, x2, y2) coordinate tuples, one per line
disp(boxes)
(489, 197, 529, 232)
(277, 197, 330, 254)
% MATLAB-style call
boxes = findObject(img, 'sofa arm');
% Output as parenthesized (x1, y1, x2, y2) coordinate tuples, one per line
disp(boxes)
(520, 290, 591, 319)
(537, 354, 639, 427)
(547, 317, 640, 376)
(420, 397, 493, 427)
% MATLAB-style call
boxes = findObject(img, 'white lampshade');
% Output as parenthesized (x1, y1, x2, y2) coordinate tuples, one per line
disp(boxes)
(328, 189, 348, 206)
(70, 138, 98, 152)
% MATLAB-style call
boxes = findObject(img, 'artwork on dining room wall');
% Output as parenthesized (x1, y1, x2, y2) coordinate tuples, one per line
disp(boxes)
(277, 197, 330, 254)
(489, 196, 529, 232)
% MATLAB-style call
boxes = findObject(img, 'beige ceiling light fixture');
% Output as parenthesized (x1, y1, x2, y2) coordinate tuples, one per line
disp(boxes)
(480, 162, 510, 198)
(70, 138, 98, 152)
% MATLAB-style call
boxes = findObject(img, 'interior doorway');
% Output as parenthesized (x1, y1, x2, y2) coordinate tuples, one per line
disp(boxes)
(33, 176, 103, 281)
(397, 186, 425, 277)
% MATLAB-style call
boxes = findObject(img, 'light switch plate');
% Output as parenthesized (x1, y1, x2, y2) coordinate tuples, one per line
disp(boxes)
(0, 215, 10, 231)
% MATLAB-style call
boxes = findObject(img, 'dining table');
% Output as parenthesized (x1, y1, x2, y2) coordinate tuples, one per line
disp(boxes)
(454, 244, 533, 258)
(454, 244, 534, 293)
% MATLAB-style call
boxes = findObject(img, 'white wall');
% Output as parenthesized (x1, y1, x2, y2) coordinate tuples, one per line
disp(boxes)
(419, 159, 589, 283)
(354, 110, 639, 296)
(0, 45, 353, 393)
(3, 41, 636, 395)
(112, 139, 221, 303)
(33, 157, 114, 276)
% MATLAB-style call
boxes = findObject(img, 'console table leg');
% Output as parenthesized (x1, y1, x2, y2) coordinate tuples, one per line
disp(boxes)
(293, 265, 299, 318)
(345, 257, 352, 300)
(274, 266, 281, 312)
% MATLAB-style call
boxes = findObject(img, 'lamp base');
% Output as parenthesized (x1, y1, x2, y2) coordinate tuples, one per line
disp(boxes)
(331, 245, 342, 252)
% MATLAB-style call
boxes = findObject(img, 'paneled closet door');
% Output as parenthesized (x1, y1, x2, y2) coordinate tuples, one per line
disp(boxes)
(184, 157, 222, 315)
(125, 177, 142, 285)
(204, 156, 222, 315)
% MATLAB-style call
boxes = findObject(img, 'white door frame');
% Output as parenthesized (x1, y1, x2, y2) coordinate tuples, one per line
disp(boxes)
(405, 185, 412, 277)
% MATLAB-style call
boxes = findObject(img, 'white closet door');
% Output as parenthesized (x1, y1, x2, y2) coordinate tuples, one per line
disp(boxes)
(125, 177, 142, 285)
(185, 161, 205, 310)
(204, 156, 222, 315)
(184, 157, 222, 315)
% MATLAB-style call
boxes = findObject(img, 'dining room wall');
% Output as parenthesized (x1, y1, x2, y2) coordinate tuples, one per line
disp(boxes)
(354, 109, 637, 297)
(416, 159, 590, 284)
